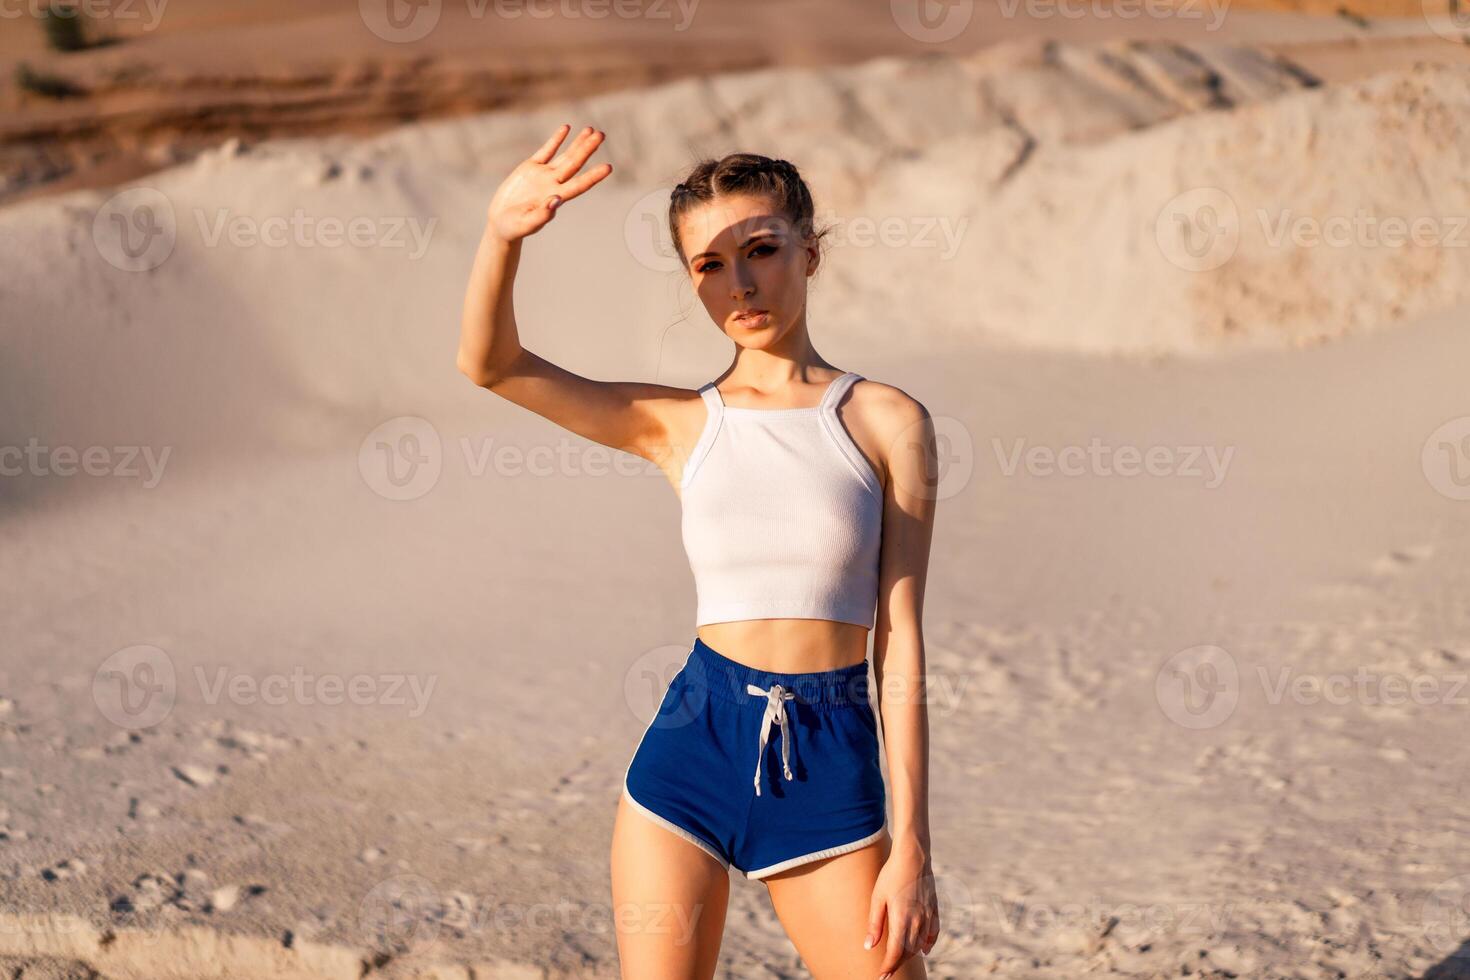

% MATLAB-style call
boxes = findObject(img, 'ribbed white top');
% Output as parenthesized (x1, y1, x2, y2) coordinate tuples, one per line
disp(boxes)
(679, 372, 884, 629)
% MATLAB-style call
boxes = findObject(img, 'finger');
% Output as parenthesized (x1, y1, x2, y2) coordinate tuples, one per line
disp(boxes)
(529, 123, 571, 165)
(864, 898, 887, 951)
(548, 162, 613, 205)
(922, 913, 940, 953)
(551, 127, 605, 182)
(547, 125, 594, 172)
(907, 920, 925, 956)
(878, 918, 905, 979)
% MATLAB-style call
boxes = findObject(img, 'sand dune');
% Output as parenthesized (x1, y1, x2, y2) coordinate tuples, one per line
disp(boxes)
(3, 0, 1467, 205)
(4, 31, 1470, 980)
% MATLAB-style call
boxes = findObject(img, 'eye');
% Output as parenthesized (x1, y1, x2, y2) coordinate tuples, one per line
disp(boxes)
(695, 259, 721, 273)
(751, 243, 777, 257)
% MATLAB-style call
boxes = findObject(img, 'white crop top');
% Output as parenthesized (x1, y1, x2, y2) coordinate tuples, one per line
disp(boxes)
(679, 371, 884, 629)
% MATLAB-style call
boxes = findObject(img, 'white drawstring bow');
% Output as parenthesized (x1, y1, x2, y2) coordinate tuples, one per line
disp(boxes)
(747, 682, 796, 796)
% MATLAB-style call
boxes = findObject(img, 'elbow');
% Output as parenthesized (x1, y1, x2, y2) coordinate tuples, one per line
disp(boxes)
(458, 347, 525, 390)
(456, 354, 499, 388)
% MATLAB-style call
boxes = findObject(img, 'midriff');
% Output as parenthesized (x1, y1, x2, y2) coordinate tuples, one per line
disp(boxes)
(695, 618, 870, 673)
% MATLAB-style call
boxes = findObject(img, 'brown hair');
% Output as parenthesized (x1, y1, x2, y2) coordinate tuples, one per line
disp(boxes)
(667, 153, 830, 272)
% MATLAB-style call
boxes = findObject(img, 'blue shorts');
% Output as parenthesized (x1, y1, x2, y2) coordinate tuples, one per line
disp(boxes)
(622, 636, 888, 880)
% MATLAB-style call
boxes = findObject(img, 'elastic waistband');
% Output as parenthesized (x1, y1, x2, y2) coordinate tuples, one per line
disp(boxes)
(683, 636, 872, 709)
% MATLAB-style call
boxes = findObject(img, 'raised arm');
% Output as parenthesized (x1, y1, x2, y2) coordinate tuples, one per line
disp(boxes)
(456, 124, 686, 466)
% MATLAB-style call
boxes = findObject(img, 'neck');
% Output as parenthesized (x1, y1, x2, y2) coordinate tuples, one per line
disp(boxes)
(725, 326, 833, 390)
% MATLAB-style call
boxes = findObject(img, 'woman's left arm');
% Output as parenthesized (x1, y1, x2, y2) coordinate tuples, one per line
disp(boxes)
(862, 388, 941, 978)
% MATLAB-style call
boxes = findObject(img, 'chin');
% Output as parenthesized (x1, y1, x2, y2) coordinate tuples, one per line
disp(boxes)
(728, 314, 779, 333)
(728, 321, 784, 345)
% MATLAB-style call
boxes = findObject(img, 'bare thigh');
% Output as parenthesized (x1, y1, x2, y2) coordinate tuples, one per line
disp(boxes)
(610, 792, 730, 980)
(763, 830, 927, 979)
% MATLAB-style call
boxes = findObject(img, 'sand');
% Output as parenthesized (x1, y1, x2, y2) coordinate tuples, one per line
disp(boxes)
(4, 0, 1470, 205)
(3, 15, 1470, 980)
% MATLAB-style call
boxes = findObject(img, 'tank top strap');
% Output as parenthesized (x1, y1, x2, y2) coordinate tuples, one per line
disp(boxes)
(682, 382, 725, 490)
(818, 372, 882, 500)
(698, 380, 725, 412)
(819, 372, 863, 413)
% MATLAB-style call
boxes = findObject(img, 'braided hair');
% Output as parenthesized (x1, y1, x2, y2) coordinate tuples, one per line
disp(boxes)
(668, 153, 828, 271)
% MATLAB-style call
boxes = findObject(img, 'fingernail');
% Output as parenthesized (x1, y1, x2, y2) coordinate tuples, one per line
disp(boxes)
(863, 936, 872, 950)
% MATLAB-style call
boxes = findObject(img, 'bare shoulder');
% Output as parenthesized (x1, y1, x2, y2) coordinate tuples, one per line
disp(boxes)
(847, 375, 931, 437)
(838, 375, 931, 492)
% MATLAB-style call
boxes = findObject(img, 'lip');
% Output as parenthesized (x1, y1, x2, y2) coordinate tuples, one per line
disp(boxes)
(733, 310, 769, 324)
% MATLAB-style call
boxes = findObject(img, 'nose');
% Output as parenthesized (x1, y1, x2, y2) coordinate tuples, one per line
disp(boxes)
(729, 262, 756, 301)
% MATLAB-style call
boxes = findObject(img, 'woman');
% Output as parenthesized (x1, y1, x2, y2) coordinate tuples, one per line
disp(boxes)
(456, 123, 940, 979)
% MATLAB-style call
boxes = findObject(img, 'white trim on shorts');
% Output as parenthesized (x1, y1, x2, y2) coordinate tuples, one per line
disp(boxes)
(620, 783, 731, 871)
(620, 644, 731, 872)
(742, 822, 889, 881)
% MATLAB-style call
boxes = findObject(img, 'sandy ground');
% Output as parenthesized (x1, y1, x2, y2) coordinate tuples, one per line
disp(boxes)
(3, 0, 1470, 205)
(4, 21, 1470, 980)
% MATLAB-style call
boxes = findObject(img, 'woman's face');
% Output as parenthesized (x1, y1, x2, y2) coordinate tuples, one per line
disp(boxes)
(677, 193, 817, 348)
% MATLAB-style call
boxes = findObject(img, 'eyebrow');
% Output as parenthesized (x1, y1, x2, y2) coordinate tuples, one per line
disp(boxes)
(688, 231, 782, 265)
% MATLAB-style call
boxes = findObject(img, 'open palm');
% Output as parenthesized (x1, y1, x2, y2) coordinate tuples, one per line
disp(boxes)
(487, 124, 613, 243)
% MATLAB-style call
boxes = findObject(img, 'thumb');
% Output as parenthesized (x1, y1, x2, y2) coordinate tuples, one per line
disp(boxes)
(864, 899, 887, 950)
(545, 194, 562, 213)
